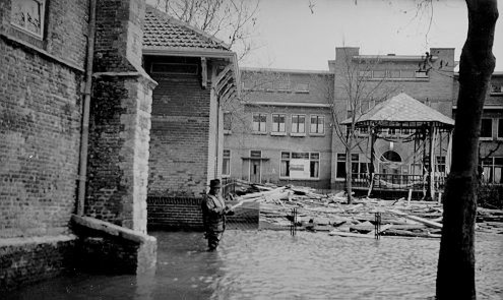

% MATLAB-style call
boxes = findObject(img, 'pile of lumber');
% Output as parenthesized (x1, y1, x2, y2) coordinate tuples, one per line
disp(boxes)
(228, 180, 503, 238)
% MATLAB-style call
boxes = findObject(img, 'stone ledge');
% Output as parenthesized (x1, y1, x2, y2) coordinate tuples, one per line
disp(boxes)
(71, 215, 156, 245)
(0, 234, 77, 247)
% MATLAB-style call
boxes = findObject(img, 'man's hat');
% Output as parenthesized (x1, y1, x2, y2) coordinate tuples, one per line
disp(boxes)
(209, 179, 221, 188)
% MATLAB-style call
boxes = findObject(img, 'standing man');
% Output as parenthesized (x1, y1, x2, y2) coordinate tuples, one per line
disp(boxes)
(201, 179, 234, 251)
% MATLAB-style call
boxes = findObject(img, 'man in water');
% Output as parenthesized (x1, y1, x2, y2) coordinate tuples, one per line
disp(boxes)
(201, 179, 234, 251)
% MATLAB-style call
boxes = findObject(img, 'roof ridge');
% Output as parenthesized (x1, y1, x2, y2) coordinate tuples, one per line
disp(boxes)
(145, 4, 231, 50)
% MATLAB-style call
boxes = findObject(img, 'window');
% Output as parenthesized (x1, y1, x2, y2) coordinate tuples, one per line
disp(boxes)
(436, 156, 446, 174)
(482, 157, 503, 184)
(337, 153, 367, 179)
(222, 150, 231, 176)
(272, 114, 286, 133)
(480, 118, 493, 138)
(223, 112, 232, 132)
(280, 151, 320, 179)
(252, 113, 267, 133)
(280, 152, 290, 177)
(291, 115, 305, 134)
(310, 115, 324, 134)
(491, 84, 502, 94)
(336, 154, 346, 179)
(498, 119, 503, 139)
(295, 83, 309, 94)
(11, 0, 45, 38)
(373, 70, 386, 78)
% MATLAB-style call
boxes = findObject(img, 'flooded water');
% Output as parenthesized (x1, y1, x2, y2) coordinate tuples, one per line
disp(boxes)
(2, 230, 503, 300)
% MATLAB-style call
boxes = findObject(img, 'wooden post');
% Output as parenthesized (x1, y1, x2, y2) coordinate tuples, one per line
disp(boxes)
(428, 125, 435, 201)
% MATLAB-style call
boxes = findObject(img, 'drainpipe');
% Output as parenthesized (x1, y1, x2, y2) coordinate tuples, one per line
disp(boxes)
(77, 0, 97, 216)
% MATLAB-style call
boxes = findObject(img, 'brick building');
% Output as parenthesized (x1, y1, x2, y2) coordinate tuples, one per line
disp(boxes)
(1, 0, 247, 290)
(454, 71, 503, 184)
(223, 68, 334, 188)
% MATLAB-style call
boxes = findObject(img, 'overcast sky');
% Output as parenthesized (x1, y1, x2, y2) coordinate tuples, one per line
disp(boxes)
(240, 0, 503, 71)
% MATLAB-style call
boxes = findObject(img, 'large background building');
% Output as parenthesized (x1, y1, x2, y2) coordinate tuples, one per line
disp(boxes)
(225, 47, 502, 192)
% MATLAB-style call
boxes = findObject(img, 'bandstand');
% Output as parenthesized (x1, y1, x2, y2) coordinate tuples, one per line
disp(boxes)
(341, 93, 455, 200)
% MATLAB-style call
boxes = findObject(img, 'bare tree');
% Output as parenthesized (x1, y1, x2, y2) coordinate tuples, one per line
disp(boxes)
(152, 0, 260, 61)
(437, 1, 498, 299)
(330, 49, 397, 204)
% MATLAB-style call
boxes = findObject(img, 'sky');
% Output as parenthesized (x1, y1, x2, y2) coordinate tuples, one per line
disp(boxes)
(239, 0, 503, 72)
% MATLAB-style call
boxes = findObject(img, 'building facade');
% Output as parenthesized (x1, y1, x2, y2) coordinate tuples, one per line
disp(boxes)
(223, 68, 334, 188)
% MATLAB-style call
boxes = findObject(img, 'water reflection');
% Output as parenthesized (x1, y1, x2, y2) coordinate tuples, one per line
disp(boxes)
(1, 231, 502, 300)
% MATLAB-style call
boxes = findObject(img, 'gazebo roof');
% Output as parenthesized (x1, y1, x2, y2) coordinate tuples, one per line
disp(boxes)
(341, 93, 455, 128)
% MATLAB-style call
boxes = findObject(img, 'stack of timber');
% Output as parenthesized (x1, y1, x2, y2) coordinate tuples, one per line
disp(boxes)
(228, 181, 503, 238)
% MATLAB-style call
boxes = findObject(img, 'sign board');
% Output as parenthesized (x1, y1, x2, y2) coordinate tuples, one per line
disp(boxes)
(290, 159, 310, 179)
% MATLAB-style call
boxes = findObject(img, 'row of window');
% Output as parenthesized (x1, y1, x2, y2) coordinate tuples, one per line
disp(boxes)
(480, 118, 503, 139)
(252, 113, 325, 135)
(359, 70, 429, 79)
(221, 150, 320, 179)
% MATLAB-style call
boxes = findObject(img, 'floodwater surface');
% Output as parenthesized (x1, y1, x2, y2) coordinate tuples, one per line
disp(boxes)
(2, 230, 503, 299)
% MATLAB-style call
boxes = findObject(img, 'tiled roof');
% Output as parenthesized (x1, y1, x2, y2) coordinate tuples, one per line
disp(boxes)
(343, 93, 455, 126)
(143, 5, 231, 53)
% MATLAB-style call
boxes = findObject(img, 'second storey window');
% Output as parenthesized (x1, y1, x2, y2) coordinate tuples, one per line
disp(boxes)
(252, 113, 267, 133)
(310, 115, 324, 134)
(291, 115, 305, 133)
(222, 150, 231, 176)
(272, 114, 286, 133)
(12, 0, 45, 38)
(480, 118, 493, 138)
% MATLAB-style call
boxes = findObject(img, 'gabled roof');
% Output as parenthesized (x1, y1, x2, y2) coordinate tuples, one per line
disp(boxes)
(342, 93, 455, 127)
(143, 5, 233, 57)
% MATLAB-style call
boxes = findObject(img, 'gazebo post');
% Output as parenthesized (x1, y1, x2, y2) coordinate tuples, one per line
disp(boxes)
(427, 124, 436, 201)
(367, 123, 376, 197)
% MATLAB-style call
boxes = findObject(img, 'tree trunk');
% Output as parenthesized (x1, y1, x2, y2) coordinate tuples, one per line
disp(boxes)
(436, 1, 498, 299)
(345, 147, 353, 204)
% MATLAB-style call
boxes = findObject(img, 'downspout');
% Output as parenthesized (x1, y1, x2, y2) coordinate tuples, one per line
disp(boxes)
(77, 0, 97, 216)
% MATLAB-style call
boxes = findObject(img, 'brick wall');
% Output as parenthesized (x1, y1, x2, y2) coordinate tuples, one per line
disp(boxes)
(147, 197, 204, 230)
(0, 41, 83, 239)
(86, 75, 154, 233)
(0, 235, 77, 292)
(147, 68, 211, 197)
(147, 197, 260, 230)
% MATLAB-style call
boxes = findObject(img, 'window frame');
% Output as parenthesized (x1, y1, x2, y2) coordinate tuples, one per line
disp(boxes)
(222, 149, 231, 177)
(280, 151, 320, 180)
(11, 0, 46, 39)
(310, 115, 325, 135)
(252, 113, 267, 134)
(480, 118, 493, 139)
(271, 113, 286, 135)
(291, 114, 306, 136)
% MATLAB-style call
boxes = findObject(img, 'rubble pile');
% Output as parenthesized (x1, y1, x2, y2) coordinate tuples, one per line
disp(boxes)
(229, 180, 503, 238)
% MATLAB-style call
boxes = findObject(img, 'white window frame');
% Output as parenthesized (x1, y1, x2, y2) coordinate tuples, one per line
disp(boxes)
(11, 0, 46, 39)
(497, 118, 503, 140)
(310, 115, 325, 135)
(279, 151, 320, 180)
(252, 113, 267, 134)
(291, 114, 306, 136)
(480, 118, 493, 140)
(222, 149, 231, 177)
(271, 113, 286, 135)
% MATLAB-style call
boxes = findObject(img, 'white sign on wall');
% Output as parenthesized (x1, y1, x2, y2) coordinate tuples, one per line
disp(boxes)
(290, 159, 310, 179)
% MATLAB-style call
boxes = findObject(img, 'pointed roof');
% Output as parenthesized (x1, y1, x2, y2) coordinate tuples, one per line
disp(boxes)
(342, 93, 454, 127)
(143, 5, 233, 57)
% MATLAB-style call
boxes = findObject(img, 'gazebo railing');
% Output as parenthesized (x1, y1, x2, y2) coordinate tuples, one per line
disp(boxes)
(351, 173, 447, 192)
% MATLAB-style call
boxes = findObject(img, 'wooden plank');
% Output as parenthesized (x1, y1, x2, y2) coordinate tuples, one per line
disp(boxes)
(389, 209, 443, 229)
(329, 231, 376, 239)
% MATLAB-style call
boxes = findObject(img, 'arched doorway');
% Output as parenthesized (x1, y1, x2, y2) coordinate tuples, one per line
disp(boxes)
(380, 150, 402, 183)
